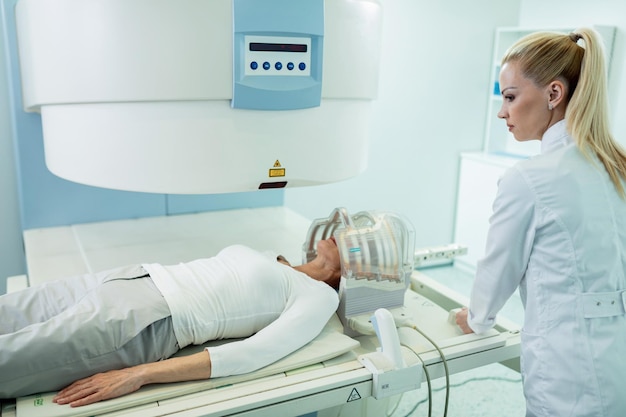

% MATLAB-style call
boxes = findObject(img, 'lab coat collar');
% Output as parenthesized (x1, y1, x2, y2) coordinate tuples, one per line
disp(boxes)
(541, 120, 573, 154)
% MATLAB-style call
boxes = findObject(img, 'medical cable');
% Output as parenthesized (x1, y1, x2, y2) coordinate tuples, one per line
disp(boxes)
(386, 393, 405, 417)
(401, 323, 450, 417)
(401, 375, 522, 416)
(397, 344, 432, 417)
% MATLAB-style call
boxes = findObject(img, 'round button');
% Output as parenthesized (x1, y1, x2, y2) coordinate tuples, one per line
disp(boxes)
(250, 61, 258, 70)
(275, 62, 282, 70)
(263, 62, 271, 70)
(299, 62, 306, 71)
(287, 62, 294, 71)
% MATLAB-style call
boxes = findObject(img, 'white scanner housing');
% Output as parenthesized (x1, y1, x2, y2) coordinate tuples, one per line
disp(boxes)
(15, 0, 382, 194)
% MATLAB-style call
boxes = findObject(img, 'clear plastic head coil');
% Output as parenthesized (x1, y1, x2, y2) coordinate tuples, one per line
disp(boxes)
(303, 207, 416, 327)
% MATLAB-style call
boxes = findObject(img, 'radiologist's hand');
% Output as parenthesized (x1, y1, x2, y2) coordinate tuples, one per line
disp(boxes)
(53, 368, 144, 407)
(455, 307, 475, 334)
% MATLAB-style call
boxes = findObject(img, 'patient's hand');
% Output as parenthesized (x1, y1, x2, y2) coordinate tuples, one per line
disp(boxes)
(53, 350, 212, 407)
(53, 368, 143, 407)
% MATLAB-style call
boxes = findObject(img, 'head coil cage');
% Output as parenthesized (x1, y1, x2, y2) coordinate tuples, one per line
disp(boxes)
(303, 207, 415, 283)
(302, 207, 416, 334)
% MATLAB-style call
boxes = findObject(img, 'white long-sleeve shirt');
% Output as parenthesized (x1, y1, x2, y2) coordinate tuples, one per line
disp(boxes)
(468, 120, 626, 416)
(144, 245, 339, 378)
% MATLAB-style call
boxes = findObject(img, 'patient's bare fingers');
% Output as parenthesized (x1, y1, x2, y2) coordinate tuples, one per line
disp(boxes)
(53, 369, 142, 407)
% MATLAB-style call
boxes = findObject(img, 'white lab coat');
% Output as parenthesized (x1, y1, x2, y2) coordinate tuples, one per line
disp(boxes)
(468, 121, 626, 416)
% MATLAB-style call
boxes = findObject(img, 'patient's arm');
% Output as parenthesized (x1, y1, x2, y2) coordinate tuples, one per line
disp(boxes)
(53, 350, 212, 407)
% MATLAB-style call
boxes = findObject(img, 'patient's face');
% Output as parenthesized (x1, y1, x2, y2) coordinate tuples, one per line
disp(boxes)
(316, 237, 340, 267)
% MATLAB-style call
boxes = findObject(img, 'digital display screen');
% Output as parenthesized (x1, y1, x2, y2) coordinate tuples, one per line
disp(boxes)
(250, 42, 308, 53)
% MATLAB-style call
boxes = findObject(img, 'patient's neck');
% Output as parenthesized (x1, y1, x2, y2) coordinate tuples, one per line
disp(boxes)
(294, 261, 340, 290)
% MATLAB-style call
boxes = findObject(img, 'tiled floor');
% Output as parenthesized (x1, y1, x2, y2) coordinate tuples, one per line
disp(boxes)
(392, 362, 525, 416)
(394, 266, 526, 417)
(22, 207, 312, 286)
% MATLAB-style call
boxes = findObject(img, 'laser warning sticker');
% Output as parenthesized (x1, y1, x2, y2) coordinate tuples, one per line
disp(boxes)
(269, 160, 286, 177)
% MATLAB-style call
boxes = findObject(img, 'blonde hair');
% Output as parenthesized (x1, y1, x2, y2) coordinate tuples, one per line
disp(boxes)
(502, 28, 626, 198)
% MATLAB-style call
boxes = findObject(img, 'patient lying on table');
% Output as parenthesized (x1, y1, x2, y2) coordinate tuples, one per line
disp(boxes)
(0, 239, 341, 407)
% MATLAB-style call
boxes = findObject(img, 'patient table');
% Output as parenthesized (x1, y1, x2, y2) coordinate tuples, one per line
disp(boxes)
(1, 207, 521, 417)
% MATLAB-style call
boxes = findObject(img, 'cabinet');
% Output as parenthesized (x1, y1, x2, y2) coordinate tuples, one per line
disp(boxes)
(453, 153, 516, 272)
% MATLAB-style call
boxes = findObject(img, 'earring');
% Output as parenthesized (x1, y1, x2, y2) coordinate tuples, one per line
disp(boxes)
(548, 103, 553, 111)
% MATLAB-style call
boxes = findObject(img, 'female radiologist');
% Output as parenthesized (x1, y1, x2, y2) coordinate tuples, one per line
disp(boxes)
(455, 28, 626, 416)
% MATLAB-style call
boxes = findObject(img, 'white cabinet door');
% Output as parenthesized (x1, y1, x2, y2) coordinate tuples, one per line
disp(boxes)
(453, 153, 518, 271)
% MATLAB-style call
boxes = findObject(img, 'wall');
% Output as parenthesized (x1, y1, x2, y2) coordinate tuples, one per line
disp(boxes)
(285, 0, 521, 249)
(518, 0, 626, 147)
(0, 2, 24, 294)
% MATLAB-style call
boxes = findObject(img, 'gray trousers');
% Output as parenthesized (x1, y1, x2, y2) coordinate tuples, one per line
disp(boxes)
(0, 265, 179, 398)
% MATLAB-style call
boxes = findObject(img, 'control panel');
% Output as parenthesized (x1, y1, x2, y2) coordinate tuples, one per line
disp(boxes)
(231, 0, 323, 110)
(244, 35, 312, 77)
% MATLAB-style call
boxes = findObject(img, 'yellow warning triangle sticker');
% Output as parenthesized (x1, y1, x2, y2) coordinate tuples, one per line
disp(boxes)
(274, 160, 282, 168)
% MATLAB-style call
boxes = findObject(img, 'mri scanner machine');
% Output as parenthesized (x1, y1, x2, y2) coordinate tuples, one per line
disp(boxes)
(1, 0, 521, 416)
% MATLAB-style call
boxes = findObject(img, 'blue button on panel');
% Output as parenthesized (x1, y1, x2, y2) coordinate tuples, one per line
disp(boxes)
(275, 62, 282, 70)
(263, 61, 271, 70)
(250, 61, 258, 70)
(299, 62, 306, 71)
(287, 62, 294, 70)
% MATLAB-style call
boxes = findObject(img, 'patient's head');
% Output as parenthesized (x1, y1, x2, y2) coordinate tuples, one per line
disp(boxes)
(293, 237, 341, 290)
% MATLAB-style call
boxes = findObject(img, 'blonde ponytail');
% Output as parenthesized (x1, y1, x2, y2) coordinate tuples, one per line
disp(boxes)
(566, 28, 626, 198)
(502, 28, 626, 198)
